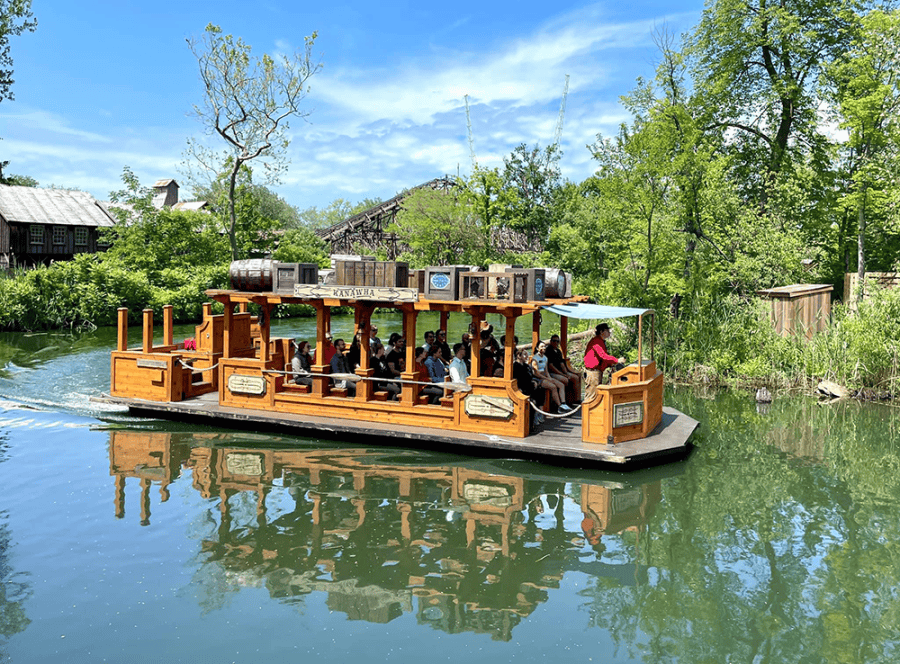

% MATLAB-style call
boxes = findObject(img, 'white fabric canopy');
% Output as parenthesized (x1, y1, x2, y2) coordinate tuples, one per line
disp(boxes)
(541, 303, 652, 319)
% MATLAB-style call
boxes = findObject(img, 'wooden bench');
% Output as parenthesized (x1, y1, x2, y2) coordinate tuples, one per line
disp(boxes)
(373, 391, 389, 401)
(329, 387, 348, 398)
(283, 382, 310, 394)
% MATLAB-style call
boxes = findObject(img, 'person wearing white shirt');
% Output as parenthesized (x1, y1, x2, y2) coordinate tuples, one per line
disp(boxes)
(449, 343, 469, 384)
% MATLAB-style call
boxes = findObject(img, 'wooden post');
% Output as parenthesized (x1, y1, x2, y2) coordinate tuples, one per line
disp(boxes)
(439, 310, 449, 336)
(311, 303, 329, 397)
(163, 305, 173, 347)
(142, 309, 153, 353)
(259, 303, 272, 363)
(531, 311, 541, 354)
(503, 312, 517, 381)
(401, 305, 419, 405)
(117, 308, 128, 351)
(637, 313, 643, 366)
(560, 315, 568, 355)
(202, 302, 212, 319)
(239, 302, 248, 313)
(469, 310, 483, 378)
(223, 301, 233, 359)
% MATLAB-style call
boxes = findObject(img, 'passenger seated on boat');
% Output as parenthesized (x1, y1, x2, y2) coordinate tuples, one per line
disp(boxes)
(329, 338, 357, 396)
(369, 324, 381, 347)
(386, 335, 405, 378)
(532, 342, 570, 413)
(321, 333, 337, 366)
(460, 332, 472, 370)
(415, 346, 443, 404)
(371, 342, 400, 400)
(346, 332, 362, 371)
(436, 330, 452, 365)
(513, 349, 545, 426)
(422, 330, 435, 354)
(546, 334, 581, 405)
(291, 340, 313, 387)
(449, 343, 469, 385)
(493, 335, 518, 378)
(425, 344, 447, 384)
(479, 329, 496, 377)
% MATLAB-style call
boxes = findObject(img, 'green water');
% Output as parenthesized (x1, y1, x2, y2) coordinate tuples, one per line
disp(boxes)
(1, 319, 899, 663)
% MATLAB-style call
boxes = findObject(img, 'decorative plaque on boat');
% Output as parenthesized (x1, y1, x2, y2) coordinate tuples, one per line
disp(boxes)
(293, 284, 419, 302)
(613, 401, 644, 427)
(464, 394, 514, 419)
(227, 374, 267, 396)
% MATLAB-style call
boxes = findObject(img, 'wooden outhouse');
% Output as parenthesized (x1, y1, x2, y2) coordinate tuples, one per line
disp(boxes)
(757, 284, 833, 339)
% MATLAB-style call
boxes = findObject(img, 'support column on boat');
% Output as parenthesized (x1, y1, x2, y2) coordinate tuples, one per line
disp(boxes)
(311, 302, 329, 397)
(503, 311, 517, 381)
(354, 303, 375, 402)
(439, 310, 449, 335)
(258, 302, 272, 364)
(163, 305, 173, 347)
(223, 300, 234, 359)
(560, 315, 568, 355)
(468, 308, 484, 378)
(117, 308, 128, 351)
(142, 309, 153, 353)
(531, 311, 541, 351)
(400, 305, 419, 405)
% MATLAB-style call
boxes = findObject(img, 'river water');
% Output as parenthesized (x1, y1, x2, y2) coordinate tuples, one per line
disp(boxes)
(1, 317, 899, 663)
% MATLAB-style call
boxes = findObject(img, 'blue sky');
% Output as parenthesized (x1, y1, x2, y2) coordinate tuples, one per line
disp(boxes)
(1, 0, 701, 210)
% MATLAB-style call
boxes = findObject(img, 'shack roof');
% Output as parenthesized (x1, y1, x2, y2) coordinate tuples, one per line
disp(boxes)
(0, 185, 116, 227)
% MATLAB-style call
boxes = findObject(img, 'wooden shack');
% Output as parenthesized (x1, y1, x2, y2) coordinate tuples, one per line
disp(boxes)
(843, 272, 900, 307)
(757, 284, 833, 339)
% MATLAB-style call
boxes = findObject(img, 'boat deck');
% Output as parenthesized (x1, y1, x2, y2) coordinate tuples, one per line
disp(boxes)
(96, 392, 699, 468)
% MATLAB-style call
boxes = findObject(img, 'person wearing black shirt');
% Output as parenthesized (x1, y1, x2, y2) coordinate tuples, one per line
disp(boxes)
(385, 335, 406, 378)
(546, 334, 581, 404)
(371, 342, 400, 400)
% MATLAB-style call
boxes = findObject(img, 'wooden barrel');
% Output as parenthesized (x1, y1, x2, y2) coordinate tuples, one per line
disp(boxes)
(544, 268, 568, 298)
(229, 259, 274, 292)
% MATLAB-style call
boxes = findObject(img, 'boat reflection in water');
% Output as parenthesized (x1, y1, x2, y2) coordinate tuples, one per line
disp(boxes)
(108, 430, 671, 640)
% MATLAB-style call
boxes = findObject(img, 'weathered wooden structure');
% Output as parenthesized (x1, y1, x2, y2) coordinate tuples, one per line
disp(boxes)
(757, 284, 833, 339)
(316, 177, 455, 258)
(100, 286, 696, 467)
(843, 271, 900, 307)
(0, 184, 116, 268)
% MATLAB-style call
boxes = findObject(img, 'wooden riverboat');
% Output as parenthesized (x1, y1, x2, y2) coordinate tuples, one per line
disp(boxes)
(99, 282, 697, 467)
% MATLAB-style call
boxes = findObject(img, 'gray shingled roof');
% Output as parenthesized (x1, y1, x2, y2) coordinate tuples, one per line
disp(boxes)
(0, 185, 117, 227)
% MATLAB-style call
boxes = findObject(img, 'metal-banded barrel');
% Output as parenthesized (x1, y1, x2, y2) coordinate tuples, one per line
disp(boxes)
(544, 268, 569, 298)
(229, 259, 275, 292)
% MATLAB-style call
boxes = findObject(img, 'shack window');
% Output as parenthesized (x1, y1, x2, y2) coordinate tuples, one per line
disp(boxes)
(29, 225, 44, 245)
(53, 226, 66, 245)
(74, 227, 88, 246)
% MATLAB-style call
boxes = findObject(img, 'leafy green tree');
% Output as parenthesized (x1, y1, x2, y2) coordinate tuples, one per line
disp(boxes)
(826, 9, 900, 300)
(184, 23, 321, 261)
(391, 185, 479, 267)
(687, 0, 857, 204)
(297, 197, 383, 230)
(0, 0, 35, 103)
(501, 143, 562, 247)
(272, 227, 330, 267)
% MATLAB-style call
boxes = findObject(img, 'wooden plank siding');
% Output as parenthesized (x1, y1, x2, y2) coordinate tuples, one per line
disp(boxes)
(7, 221, 107, 259)
(757, 284, 833, 339)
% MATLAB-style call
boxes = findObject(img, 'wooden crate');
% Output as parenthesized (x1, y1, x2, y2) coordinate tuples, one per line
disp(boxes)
(757, 284, 833, 339)
(374, 261, 409, 287)
(459, 271, 529, 303)
(273, 262, 318, 294)
(507, 268, 545, 301)
(424, 266, 468, 300)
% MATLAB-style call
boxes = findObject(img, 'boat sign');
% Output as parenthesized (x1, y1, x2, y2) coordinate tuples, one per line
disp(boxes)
(613, 401, 644, 427)
(227, 374, 267, 396)
(464, 394, 514, 419)
(293, 284, 419, 302)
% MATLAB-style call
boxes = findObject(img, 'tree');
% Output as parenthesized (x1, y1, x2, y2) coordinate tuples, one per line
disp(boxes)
(0, 0, 35, 104)
(501, 143, 562, 247)
(391, 186, 479, 267)
(184, 23, 321, 261)
(687, 0, 857, 204)
(826, 9, 900, 300)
